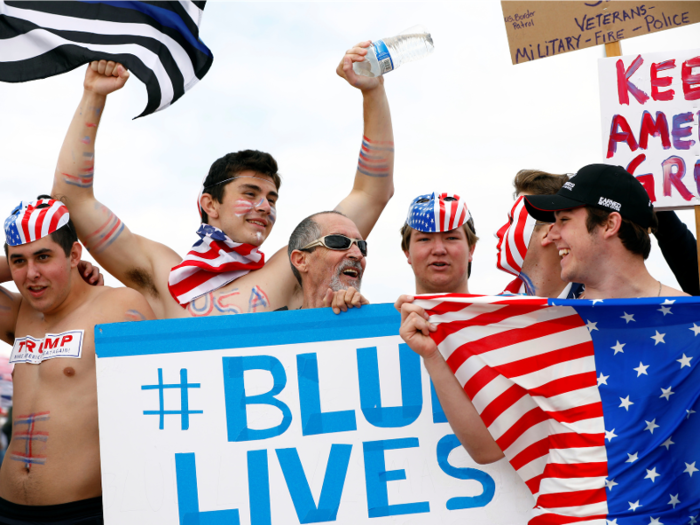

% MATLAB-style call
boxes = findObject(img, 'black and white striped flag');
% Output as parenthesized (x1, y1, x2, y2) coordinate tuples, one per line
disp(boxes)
(0, 1, 214, 118)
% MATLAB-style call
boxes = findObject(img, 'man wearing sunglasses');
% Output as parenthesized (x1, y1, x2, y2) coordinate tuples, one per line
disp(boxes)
(50, 41, 393, 319)
(288, 212, 369, 313)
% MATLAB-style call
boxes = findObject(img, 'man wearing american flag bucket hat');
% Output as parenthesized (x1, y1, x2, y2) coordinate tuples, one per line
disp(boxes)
(0, 198, 154, 523)
(394, 191, 505, 465)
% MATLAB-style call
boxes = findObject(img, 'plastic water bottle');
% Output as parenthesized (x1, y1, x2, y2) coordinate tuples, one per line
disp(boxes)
(353, 25, 434, 77)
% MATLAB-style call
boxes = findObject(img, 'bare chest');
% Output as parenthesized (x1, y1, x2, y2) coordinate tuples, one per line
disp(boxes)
(179, 278, 289, 318)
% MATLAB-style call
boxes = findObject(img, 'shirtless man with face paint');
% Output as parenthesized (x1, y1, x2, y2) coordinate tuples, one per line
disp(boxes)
(0, 199, 154, 524)
(51, 41, 394, 320)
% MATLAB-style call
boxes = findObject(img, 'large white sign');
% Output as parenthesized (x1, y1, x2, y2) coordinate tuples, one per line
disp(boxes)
(599, 48, 700, 209)
(95, 304, 534, 524)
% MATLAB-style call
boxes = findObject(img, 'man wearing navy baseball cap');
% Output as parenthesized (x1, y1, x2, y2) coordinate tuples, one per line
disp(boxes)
(524, 164, 687, 299)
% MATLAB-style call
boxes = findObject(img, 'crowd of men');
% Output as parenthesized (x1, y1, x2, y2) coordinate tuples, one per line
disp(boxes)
(0, 43, 696, 524)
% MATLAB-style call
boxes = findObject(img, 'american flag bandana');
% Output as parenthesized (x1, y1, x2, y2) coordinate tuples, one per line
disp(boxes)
(496, 196, 537, 278)
(406, 192, 471, 233)
(168, 224, 265, 307)
(417, 293, 700, 525)
(4, 199, 70, 247)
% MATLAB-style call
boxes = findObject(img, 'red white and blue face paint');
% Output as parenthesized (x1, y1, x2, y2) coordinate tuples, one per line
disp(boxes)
(4, 199, 70, 247)
(407, 192, 471, 233)
(495, 196, 536, 278)
(198, 176, 277, 223)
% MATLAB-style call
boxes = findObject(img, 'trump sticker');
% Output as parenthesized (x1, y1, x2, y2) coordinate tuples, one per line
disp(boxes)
(10, 330, 84, 365)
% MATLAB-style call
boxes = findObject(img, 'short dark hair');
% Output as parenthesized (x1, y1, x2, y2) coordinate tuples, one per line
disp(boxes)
(4, 195, 78, 258)
(513, 169, 570, 198)
(585, 206, 658, 259)
(288, 211, 346, 286)
(399, 218, 479, 277)
(201, 150, 281, 224)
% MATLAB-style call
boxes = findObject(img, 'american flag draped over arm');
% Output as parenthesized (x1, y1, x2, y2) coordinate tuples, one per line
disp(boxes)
(416, 294, 700, 525)
(0, 0, 213, 117)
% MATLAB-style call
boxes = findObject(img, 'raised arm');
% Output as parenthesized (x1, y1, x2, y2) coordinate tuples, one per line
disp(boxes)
(52, 61, 181, 317)
(398, 299, 505, 464)
(334, 42, 394, 239)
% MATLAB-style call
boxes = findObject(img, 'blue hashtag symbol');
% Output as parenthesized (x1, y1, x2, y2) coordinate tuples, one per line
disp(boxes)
(142, 368, 203, 430)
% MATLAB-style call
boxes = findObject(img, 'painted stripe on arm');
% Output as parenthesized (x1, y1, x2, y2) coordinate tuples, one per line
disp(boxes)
(357, 135, 394, 178)
(84, 205, 125, 254)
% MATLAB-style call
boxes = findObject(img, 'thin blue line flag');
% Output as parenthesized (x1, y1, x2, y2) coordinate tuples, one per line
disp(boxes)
(0, 1, 213, 118)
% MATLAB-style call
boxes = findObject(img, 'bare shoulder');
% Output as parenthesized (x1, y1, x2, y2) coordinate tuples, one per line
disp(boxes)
(92, 286, 156, 321)
(661, 284, 690, 297)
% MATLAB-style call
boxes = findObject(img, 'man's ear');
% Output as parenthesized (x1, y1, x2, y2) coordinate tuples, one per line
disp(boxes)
(70, 242, 82, 268)
(539, 223, 555, 246)
(603, 212, 622, 238)
(404, 250, 412, 266)
(200, 193, 219, 221)
(468, 243, 476, 262)
(290, 250, 308, 274)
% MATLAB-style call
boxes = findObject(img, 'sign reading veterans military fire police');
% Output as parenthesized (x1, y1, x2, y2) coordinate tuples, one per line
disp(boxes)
(599, 48, 700, 210)
(501, 2, 700, 65)
(94, 305, 534, 525)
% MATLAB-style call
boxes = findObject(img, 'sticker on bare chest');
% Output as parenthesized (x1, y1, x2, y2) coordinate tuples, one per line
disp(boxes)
(10, 330, 84, 365)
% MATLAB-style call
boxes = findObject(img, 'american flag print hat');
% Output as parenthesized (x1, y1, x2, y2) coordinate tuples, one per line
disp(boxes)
(4, 199, 70, 247)
(495, 195, 537, 277)
(407, 192, 471, 233)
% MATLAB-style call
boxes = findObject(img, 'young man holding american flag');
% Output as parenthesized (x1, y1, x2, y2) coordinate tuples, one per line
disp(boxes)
(399, 165, 693, 524)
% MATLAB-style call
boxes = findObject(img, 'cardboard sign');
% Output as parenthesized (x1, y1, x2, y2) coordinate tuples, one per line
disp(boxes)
(599, 48, 700, 209)
(501, 1, 700, 65)
(95, 305, 535, 525)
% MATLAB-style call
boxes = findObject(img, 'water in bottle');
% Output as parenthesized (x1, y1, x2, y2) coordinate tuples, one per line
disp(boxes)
(353, 25, 434, 78)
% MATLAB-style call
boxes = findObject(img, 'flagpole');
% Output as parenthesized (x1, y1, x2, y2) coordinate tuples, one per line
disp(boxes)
(604, 41, 622, 58)
(606, 40, 700, 289)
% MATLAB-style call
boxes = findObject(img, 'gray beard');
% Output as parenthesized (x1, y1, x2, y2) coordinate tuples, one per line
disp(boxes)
(329, 259, 363, 292)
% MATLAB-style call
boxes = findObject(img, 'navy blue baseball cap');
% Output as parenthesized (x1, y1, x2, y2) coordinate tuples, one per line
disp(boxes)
(524, 164, 654, 229)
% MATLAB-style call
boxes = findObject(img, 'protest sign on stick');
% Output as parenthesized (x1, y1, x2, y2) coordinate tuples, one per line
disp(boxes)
(95, 304, 534, 524)
(598, 47, 700, 210)
(602, 40, 700, 286)
(501, 1, 700, 65)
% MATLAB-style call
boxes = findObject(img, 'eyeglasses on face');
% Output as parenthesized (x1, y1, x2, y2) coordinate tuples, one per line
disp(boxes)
(300, 234, 368, 256)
